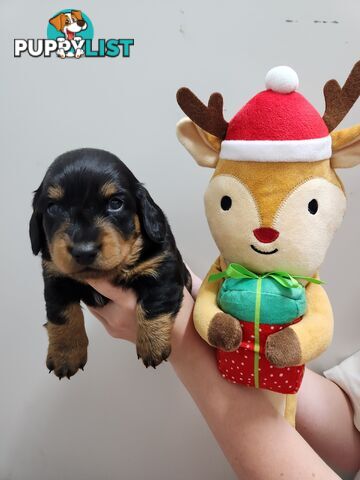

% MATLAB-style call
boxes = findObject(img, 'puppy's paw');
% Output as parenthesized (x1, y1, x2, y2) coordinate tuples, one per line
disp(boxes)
(57, 50, 66, 59)
(208, 312, 242, 351)
(136, 338, 171, 368)
(46, 342, 87, 379)
(75, 49, 84, 59)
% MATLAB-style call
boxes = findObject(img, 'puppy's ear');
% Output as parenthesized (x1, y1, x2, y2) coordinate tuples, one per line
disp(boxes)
(71, 10, 83, 21)
(135, 184, 167, 243)
(29, 184, 45, 256)
(49, 13, 65, 32)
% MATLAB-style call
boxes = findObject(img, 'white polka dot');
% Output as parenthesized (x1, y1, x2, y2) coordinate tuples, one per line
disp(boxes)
(251, 335, 255, 339)
(285, 380, 288, 384)
(236, 366, 240, 370)
(225, 358, 228, 362)
(274, 381, 277, 384)
(231, 360, 235, 364)
(222, 374, 226, 378)
(289, 385, 292, 389)
(244, 355, 248, 359)
(270, 326, 274, 330)
(270, 374, 274, 377)
(251, 373, 254, 377)
(279, 373, 284, 377)
(287, 368, 290, 371)
(270, 365, 273, 369)
(241, 362, 244, 366)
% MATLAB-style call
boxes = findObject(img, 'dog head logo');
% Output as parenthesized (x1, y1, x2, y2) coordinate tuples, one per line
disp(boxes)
(48, 9, 93, 58)
(14, 11, 133, 59)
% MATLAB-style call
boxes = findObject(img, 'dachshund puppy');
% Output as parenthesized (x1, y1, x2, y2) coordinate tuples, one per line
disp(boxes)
(30, 148, 191, 379)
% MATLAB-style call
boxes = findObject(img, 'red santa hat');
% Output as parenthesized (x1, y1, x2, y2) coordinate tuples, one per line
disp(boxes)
(220, 66, 332, 162)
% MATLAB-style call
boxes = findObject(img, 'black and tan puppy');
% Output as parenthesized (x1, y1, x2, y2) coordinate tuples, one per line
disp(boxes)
(30, 148, 191, 379)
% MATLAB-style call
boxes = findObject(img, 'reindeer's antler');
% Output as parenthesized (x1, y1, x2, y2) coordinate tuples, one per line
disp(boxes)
(176, 88, 228, 139)
(323, 61, 360, 132)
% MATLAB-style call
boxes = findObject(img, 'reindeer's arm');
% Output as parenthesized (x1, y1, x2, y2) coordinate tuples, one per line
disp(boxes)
(194, 258, 242, 351)
(266, 280, 333, 367)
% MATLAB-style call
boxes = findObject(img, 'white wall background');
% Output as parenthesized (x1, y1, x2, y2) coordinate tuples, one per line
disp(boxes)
(1, 1, 359, 479)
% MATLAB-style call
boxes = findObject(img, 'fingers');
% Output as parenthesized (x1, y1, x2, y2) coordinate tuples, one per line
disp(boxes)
(86, 278, 137, 307)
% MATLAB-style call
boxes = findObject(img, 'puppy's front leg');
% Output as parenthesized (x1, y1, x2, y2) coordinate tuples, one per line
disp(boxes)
(44, 276, 88, 379)
(135, 280, 183, 368)
(136, 304, 173, 368)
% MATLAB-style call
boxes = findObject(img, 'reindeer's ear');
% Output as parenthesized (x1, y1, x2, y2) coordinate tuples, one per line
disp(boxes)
(176, 117, 221, 168)
(330, 124, 360, 168)
(49, 13, 66, 32)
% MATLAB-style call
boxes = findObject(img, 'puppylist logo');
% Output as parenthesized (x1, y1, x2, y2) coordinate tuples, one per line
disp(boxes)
(14, 9, 134, 59)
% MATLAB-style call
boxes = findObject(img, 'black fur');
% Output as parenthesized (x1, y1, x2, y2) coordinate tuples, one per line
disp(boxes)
(30, 148, 191, 377)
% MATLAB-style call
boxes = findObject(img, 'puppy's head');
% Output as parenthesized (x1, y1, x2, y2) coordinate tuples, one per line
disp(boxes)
(49, 10, 87, 36)
(30, 148, 166, 279)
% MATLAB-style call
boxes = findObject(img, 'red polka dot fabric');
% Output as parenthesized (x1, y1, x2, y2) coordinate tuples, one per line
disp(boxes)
(217, 318, 305, 394)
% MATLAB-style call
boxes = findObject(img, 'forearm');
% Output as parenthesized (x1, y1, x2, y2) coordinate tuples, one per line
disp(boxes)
(297, 368, 360, 474)
(170, 291, 340, 480)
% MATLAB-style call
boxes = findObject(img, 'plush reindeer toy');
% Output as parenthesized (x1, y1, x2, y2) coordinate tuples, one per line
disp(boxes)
(176, 63, 360, 425)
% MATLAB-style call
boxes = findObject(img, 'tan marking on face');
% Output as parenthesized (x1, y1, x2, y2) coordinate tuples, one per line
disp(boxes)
(49, 222, 76, 274)
(121, 252, 166, 280)
(95, 217, 141, 270)
(48, 185, 64, 200)
(100, 182, 118, 198)
(136, 305, 173, 366)
(214, 159, 344, 226)
(46, 303, 88, 377)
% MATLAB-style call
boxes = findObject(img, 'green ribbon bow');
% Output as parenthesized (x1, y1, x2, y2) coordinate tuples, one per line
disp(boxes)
(208, 263, 324, 289)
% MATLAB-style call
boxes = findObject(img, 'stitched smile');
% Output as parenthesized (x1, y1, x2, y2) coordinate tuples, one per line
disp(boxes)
(251, 245, 278, 255)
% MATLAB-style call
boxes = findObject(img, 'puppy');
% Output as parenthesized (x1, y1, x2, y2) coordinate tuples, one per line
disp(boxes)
(49, 10, 87, 58)
(30, 148, 191, 379)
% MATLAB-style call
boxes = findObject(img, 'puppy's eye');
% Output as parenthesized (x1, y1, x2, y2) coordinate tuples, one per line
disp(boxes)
(308, 199, 318, 215)
(108, 196, 123, 212)
(65, 18, 70, 24)
(47, 203, 64, 216)
(221, 195, 232, 211)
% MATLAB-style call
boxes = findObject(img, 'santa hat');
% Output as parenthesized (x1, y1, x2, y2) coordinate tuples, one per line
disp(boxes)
(220, 66, 332, 162)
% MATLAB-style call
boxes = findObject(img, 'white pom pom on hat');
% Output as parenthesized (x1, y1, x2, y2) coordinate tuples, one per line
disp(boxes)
(265, 66, 299, 94)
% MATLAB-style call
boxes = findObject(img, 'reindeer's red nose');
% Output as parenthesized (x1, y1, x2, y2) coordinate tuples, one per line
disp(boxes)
(253, 227, 279, 244)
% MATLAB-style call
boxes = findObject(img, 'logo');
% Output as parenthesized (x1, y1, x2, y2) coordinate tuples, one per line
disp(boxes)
(14, 9, 134, 59)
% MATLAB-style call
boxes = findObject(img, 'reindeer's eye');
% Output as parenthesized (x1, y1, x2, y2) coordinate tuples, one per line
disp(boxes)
(308, 199, 318, 215)
(221, 195, 232, 211)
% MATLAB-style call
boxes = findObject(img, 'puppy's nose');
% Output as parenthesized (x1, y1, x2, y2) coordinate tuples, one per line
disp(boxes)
(70, 242, 99, 266)
(77, 19, 85, 27)
(253, 227, 279, 244)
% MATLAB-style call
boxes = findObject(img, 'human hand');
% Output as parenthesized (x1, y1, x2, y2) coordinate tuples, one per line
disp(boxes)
(86, 267, 202, 345)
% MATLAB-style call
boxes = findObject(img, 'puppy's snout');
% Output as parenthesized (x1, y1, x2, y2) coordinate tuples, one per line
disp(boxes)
(253, 227, 279, 244)
(77, 19, 85, 27)
(70, 242, 99, 266)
